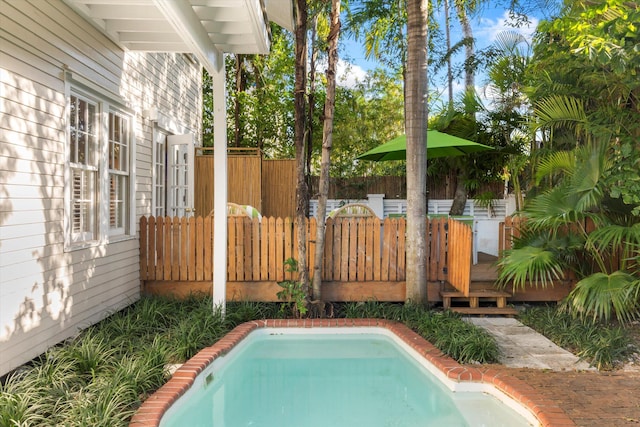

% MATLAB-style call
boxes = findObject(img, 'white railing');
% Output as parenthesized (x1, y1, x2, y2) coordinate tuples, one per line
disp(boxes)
(310, 196, 512, 219)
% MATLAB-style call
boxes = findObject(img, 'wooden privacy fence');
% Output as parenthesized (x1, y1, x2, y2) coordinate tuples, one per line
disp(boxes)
(139, 216, 472, 301)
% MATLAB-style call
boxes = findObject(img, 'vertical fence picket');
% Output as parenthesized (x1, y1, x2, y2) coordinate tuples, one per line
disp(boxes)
(333, 218, 342, 281)
(276, 217, 284, 282)
(187, 217, 198, 280)
(356, 219, 366, 281)
(140, 216, 148, 280)
(388, 218, 398, 282)
(364, 218, 373, 281)
(268, 217, 276, 281)
(438, 218, 448, 282)
(397, 217, 405, 280)
(340, 219, 349, 282)
(170, 217, 179, 280)
(154, 216, 163, 279)
(381, 218, 391, 281)
(373, 217, 381, 281)
(260, 217, 269, 280)
(163, 217, 172, 280)
(206, 215, 213, 280)
(323, 218, 334, 281)
(195, 216, 204, 280)
(236, 217, 245, 281)
(179, 217, 188, 281)
(252, 218, 260, 281)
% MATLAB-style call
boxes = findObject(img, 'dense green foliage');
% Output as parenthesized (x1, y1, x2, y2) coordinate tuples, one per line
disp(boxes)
(519, 305, 637, 370)
(498, 0, 640, 323)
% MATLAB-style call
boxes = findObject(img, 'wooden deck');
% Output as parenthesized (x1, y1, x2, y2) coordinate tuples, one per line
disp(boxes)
(449, 251, 573, 305)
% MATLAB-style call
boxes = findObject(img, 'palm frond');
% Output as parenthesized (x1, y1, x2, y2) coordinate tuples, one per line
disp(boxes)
(535, 150, 575, 184)
(567, 271, 640, 323)
(525, 186, 585, 228)
(533, 95, 588, 139)
(587, 223, 640, 270)
(497, 246, 566, 290)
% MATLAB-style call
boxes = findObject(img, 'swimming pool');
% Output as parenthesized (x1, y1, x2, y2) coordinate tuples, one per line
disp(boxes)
(131, 320, 572, 427)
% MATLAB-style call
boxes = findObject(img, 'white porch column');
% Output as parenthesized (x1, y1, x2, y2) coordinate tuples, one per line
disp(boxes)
(211, 52, 227, 313)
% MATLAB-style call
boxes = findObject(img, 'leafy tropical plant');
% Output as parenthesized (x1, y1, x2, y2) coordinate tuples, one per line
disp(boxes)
(276, 258, 308, 318)
(498, 140, 640, 322)
(499, 0, 640, 323)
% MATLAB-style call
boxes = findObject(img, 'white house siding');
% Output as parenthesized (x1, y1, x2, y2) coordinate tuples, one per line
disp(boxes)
(0, 0, 202, 376)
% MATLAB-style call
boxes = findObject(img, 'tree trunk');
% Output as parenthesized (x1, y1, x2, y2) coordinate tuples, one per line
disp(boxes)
(444, 0, 453, 107)
(234, 54, 246, 147)
(404, 0, 429, 304)
(454, 1, 475, 94)
(449, 168, 467, 215)
(312, 0, 341, 310)
(450, 0, 475, 215)
(307, 13, 318, 201)
(294, 0, 310, 297)
(254, 57, 264, 152)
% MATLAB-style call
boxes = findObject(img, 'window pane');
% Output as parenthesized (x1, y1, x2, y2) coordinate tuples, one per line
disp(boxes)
(87, 103, 97, 166)
(108, 111, 130, 234)
(109, 174, 128, 229)
(71, 168, 96, 241)
(68, 93, 98, 245)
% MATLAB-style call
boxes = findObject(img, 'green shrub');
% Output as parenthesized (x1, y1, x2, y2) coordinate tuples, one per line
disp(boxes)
(519, 305, 636, 369)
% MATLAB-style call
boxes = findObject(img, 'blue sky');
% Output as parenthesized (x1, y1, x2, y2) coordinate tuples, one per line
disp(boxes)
(335, 5, 541, 102)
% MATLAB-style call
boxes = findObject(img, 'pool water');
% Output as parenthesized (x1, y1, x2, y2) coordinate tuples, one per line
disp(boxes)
(161, 331, 532, 427)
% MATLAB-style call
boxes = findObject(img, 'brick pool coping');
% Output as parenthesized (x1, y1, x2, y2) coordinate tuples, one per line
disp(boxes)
(130, 319, 576, 427)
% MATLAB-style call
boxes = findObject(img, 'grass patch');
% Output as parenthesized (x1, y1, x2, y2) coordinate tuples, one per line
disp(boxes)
(518, 305, 638, 370)
(1, 297, 495, 426)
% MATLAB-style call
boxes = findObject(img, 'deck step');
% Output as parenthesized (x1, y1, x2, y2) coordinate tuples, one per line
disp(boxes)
(449, 307, 519, 316)
(441, 290, 511, 298)
(441, 290, 512, 310)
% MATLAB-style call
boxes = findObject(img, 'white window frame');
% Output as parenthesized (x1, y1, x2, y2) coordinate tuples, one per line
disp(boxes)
(108, 111, 131, 237)
(149, 109, 195, 218)
(64, 77, 136, 251)
(68, 93, 100, 244)
(152, 128, 168, 217)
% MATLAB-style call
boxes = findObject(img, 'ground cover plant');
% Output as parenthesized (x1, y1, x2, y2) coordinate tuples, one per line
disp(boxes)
(518, 305, 638, 370)
(1, 297, 496, 426)
(4, 296, 637, 426)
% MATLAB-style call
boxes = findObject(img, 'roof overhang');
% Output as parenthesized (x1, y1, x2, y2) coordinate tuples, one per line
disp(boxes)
(63, 0, 294, 73)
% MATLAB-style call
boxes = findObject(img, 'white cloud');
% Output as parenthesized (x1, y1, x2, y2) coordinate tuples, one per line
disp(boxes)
(475, 11, 539, 47)
(315, 58, 369, 89)
(336, 59, 368, 88)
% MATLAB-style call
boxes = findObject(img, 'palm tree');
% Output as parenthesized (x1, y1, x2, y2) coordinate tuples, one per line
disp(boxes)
(404, 0, 429, 303)
(498, 131, 640, 323)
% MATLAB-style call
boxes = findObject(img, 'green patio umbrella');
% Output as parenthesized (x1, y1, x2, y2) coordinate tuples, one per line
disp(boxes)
(356, 130, 493, 161)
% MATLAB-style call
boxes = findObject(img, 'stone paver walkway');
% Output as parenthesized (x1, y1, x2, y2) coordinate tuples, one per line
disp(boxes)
(469, 317, 640, 426)
(467, 317, 594, 370)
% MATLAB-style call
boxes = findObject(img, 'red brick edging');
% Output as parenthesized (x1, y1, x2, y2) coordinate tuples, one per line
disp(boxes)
(130, 319, 575, 427)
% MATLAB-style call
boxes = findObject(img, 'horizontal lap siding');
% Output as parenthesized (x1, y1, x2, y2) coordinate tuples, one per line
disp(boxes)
(0, 0, 201, 376)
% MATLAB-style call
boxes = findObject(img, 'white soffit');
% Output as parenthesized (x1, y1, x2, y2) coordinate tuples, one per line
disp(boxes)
(64, 0, 293, 70)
